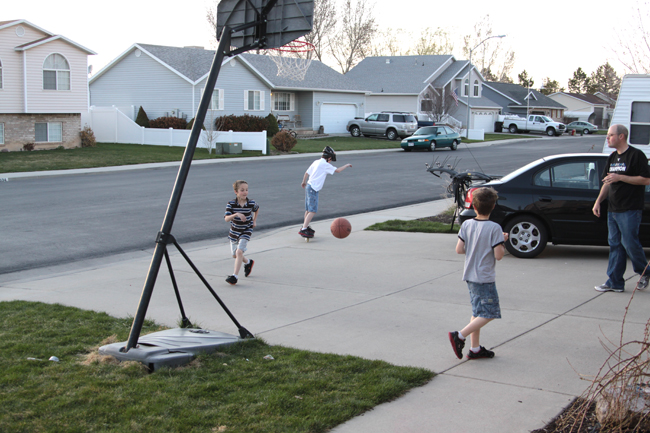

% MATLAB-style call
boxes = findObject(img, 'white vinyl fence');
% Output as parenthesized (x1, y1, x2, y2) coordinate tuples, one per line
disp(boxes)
(83, 106, 268, 154)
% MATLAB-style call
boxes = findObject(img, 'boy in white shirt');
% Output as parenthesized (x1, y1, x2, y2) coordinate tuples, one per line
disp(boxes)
(299, 146, 352, 238)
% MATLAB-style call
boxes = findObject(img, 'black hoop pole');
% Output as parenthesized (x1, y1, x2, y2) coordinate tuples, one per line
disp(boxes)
(123, 29, 233, 352)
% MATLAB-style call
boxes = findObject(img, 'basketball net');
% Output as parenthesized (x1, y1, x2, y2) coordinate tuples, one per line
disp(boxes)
(268, 40, 315, 81)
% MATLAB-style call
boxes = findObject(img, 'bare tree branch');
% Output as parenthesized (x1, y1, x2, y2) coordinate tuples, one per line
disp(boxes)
(330, 0, 377, 74)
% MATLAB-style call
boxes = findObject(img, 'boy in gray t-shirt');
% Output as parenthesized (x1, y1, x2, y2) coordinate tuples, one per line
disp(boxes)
(448, 187, 508, 360)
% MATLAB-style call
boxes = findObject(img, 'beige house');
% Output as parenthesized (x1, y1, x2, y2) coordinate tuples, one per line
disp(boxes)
(0, 20, 95, 151)
(547, 92, 612, 128)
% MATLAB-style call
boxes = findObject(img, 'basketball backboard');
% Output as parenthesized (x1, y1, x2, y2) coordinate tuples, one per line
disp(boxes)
(217, 0, 313, 51)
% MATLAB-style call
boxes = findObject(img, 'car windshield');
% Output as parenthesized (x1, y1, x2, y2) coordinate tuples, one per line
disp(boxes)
(405, 115, 416, 122)
(541, 116, 553, 122)
(498, 157, 546, 183)
(415, 127, 437, 135)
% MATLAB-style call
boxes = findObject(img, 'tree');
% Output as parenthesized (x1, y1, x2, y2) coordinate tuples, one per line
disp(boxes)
(411, 27, 454, 55)
(568, 67, 590, 93)
(330, 0, 377, 74)
(517, 70, 534, 89)
(421, 86, 459, 124)
(462, 15, 515, 83)
(367, 28, 407, 57)
(539, 77, 563, 95)
(302, 0, 337, 62)
(588, 62, 621, 99)
(612, 0, 650, 73)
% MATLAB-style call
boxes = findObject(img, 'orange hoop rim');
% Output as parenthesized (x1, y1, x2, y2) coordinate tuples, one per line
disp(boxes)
(269, 40, 315, 53)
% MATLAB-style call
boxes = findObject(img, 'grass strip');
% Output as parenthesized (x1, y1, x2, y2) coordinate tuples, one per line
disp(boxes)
(365, 219, 459, 234)
(0, 300, 434, 433)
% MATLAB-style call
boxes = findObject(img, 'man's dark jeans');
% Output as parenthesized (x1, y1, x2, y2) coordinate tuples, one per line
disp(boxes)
(606, 210, 649, 289)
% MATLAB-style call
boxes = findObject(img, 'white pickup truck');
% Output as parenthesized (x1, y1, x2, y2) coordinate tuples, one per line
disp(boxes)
(499, 115, 566, 136)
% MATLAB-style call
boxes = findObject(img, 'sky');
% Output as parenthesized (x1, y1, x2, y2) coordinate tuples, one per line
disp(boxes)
(3, 0, 640, 87)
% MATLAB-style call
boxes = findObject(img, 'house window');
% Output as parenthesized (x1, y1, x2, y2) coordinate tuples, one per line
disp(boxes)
(35, 122, 62, 142)
(43, 54, 70, 90)
(464, 79, 469, 97)
(0, 123, 4, 144)
(473, 80, 479, 97)
(630, 101, 650, 145)
(273, 92, 294, 111)
(245, 90, 264, 111)
(203, 88, 224, 110)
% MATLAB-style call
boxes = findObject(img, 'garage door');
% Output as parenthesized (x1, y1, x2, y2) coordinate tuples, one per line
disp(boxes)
(473, 112, 495, 133)
(320, 104, 357, 134)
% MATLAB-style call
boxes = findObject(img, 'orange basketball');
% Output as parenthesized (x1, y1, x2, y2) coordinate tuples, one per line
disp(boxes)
(330, 218, 351, 239)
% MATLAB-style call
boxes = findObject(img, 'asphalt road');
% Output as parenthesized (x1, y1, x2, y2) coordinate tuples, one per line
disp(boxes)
(0, 135, 604, 274)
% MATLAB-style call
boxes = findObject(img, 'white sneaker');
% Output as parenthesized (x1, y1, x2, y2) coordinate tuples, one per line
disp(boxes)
(637, 275, 649, 291)
(594, 284, 623, 293)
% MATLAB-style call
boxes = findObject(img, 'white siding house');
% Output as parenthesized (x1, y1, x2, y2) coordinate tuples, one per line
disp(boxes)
(0, 19, 95, 151)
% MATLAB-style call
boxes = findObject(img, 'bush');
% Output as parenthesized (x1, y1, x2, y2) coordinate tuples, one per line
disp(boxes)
(135, 106, 150, 128)
(80, 125, 97, 148)
(186, 118, 206, 130)
(271, 130, 297, 152)
(216, 114, 269, 132)
(149, 116, 188, 129)
(22, 142, 35, 151)
(265, 113, 279, 137)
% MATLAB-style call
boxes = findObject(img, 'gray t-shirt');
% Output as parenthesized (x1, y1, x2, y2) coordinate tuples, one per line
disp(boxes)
(458, 218, 505, 283)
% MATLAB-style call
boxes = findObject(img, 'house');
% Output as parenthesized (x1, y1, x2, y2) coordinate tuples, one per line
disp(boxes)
(344, 56, 502, 132)
(547, 92, 611, 127)
(0, 19, 96, 151)
(89, 44, 366, 134)
(482, 82, 566, 122)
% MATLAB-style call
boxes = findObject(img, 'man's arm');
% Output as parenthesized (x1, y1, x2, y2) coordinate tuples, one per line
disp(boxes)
(593, 182, 610, 217)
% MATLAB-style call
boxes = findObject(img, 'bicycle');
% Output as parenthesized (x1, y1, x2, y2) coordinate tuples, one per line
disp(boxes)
(278, 122, 298, 138)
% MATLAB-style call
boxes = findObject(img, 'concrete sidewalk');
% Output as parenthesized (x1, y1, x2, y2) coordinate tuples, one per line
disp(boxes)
(2, 199, 648, 432)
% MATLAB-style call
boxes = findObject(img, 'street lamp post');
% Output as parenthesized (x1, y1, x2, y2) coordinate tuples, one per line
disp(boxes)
(466, 34, 506, 138)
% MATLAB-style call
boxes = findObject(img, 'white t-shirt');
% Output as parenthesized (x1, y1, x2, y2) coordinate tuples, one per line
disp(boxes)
(306, 158, 336, 191)
(458, 218, 505, 283)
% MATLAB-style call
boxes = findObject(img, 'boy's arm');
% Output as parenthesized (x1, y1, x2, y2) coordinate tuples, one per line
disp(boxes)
(493, 232, 508, 261)
(301, 172, 309, 188)
(335, 164, 352, 173)
(252, 209, 258, 227)
(455, 238, 466, 254)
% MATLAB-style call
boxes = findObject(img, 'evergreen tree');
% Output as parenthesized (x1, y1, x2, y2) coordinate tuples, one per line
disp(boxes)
(517, 70, 534, 89)
(539, 77, 563, 95)
(135, 106, 150, 128)
(567, 67, 590, 93)
(589, 62, 621, 98)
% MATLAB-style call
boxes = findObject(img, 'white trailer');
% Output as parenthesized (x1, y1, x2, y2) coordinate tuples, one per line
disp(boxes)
(604, 74, 650, 157)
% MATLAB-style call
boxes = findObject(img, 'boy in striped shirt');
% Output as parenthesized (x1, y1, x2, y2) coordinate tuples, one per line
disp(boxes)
(224, 180, 259, 285)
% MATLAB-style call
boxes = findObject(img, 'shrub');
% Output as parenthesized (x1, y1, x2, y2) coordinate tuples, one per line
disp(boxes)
(186, 118, 206, 131)
(135, 106, 150, 127)
(80, 125, 97, 148)
(22, 142, 35, 151)
(149, 116, 188, 129)
(265, 113, 279, 137)
(216, 114, 269, 132)
(271, 130, 297, 152)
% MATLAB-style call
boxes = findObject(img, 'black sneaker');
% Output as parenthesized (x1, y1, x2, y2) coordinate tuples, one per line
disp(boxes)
(298, 228, 313, 238)
(244, 259, 254, 277)
(226, 275, 237, 285)
(305, 226, 315, 234)
(448, 331, 465, 359)
(467, 346, 495, 359)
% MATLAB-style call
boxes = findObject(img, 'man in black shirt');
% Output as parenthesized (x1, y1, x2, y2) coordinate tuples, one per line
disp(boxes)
(593, 124, 650, 292)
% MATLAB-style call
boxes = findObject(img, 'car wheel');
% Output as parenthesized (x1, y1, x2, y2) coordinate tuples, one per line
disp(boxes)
(386, 129, 398, 140)
(451, 140, 458, 150)
(428, 141, 436, 151)
(583, 129, 590, 135)
(350, 126, 361, 137)
(508, 125, 518, 134)
(546, 128, 555, 136)
(504, 215, 548, 258)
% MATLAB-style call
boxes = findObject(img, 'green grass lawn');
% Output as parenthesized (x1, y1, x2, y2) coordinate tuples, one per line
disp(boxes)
(0, 133, 532, 174)
(365, 205, 460, 234)
(0, 301, 434, 433)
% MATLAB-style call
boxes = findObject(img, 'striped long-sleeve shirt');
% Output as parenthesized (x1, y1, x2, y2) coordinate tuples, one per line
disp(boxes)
(225, 198, 259, 242)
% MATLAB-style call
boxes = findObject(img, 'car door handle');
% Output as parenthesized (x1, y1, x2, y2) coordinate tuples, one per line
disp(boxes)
(538, 196, 552, 202)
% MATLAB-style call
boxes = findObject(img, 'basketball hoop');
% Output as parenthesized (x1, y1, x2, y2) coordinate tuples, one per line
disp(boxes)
(268, 40, 315, 81)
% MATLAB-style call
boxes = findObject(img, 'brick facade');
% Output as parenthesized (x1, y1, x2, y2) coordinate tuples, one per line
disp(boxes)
(0, 113, 82, 151)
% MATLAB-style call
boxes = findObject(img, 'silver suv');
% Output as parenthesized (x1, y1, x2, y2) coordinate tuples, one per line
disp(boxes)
(347, 111, 418, 140)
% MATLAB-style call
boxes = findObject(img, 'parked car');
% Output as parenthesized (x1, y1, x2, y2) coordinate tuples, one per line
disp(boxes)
(499, 114, 566, 136)
(401, 126, 461, 151)
(458, 153, 650, 258)
(566, 121, 598, 135)
(347, 112, 418, 140)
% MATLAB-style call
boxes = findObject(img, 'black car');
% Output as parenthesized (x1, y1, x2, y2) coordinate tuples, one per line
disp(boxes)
(458, 153, 650, 258)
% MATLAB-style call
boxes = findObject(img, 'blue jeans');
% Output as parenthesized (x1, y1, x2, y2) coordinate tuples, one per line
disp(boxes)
(606, 210, 649, 289)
